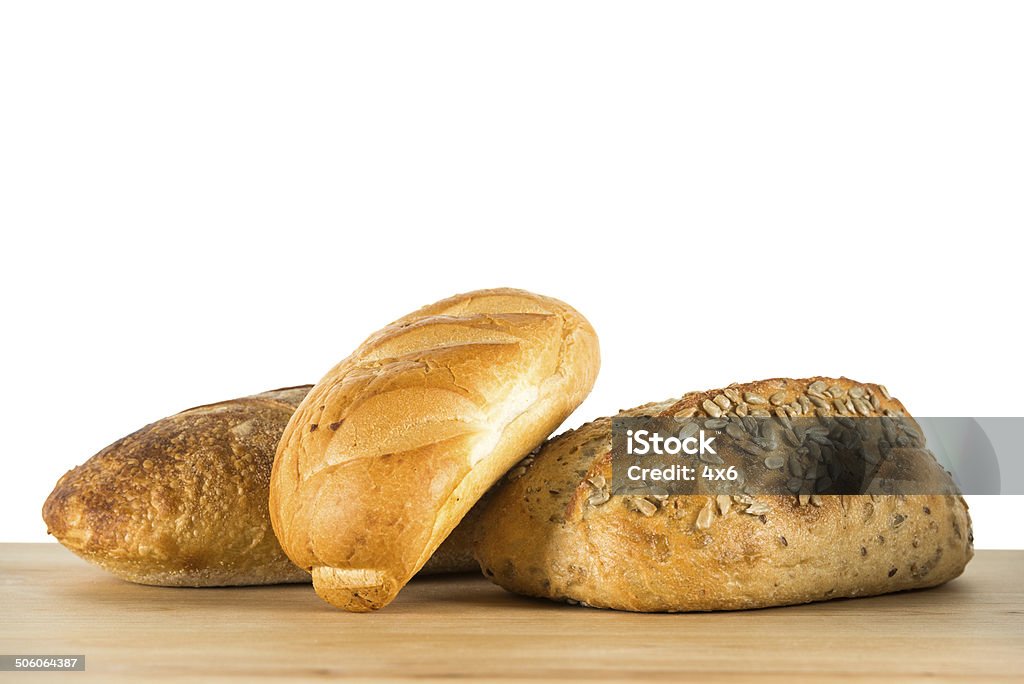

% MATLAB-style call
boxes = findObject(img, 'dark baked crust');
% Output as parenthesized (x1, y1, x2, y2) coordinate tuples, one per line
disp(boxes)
(475, 377, 974, 612)
(42, 386, 478, 586)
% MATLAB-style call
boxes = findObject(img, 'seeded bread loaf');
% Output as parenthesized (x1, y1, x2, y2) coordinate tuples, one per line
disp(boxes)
(43, 386, 477, 587)
(270, 288, 600, 611)
(474, 377, 974, 612)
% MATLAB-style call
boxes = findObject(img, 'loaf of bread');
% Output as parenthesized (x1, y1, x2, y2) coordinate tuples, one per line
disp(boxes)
(270, 288, 600, 611)
(474, 377, 974, 612)
(42, 386, 477, 586)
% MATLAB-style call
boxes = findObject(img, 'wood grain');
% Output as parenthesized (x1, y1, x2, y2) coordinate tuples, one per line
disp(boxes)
(1, 544, 1021, 682)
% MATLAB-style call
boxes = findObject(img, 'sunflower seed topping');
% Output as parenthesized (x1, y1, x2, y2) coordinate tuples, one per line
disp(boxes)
(626, 497, 659, 517)
(745, 501, 771, 515)
(725, 423, 747, 440)
(702, 399, 723, 418)
(695, 500, 715, 530)
(809, 395, 831, 409)
(507, 466, 528, 481)
(700, 451, 725, 465)
(716, 494, 732, 515)
(738, 441, 766, 457)
(606, 379, 915, 509)
(678, 421, 699, 440)
(585, 474, 610, 506)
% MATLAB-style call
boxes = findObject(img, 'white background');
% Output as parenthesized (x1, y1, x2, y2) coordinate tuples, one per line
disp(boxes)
(1, 2, 1020, 547)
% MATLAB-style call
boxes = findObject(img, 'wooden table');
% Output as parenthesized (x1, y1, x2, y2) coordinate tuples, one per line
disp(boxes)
(1, 544, 1021, 682)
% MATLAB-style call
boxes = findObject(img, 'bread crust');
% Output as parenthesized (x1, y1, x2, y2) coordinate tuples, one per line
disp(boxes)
(475, 377, 974, 612)
(270, 288, 600, 611)
(42, 386, 478, 586)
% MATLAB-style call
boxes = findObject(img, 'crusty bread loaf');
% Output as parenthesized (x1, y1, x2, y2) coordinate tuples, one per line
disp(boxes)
(270, 288, 600, 611)
(42, 386, 478, 587)
(474, 377, 974, 612)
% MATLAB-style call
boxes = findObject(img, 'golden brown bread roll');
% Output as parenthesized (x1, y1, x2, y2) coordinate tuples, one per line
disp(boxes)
(42, 386, 477, 586)
(475, 377, 974, 612)
(270, 288, 600, 611)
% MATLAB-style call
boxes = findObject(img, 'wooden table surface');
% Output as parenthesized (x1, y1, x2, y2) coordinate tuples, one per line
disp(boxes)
(1, 544, 1021, 683)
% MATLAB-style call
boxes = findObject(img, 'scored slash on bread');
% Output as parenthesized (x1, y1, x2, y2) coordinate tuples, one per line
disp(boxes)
(269, 288, 600, 611)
